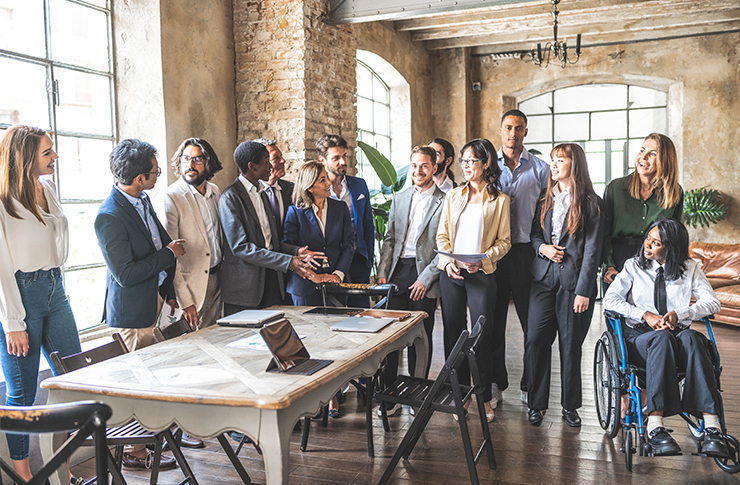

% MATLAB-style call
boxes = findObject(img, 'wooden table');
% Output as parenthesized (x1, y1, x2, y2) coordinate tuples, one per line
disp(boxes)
(41, 307, 428, 485)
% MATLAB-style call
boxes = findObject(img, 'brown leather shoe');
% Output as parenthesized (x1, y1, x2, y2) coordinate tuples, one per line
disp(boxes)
(122, 451, 177, 470)
(178, 432, 205, 448)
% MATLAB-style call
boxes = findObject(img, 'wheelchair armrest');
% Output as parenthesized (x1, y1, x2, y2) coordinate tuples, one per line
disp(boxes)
(604, 310, 624, 321)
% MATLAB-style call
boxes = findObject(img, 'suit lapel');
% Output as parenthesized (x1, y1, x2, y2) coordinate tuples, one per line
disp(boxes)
(233, 178, 261, 227)
(111, 188, 156, 250)
(310, 205, 327, 243)
(544, 208, 554, 245)
(396, 189, 412, 243)
(557, 208, 570, 245)
(178, 179, 208, 243)
(417, 188, 443, 237)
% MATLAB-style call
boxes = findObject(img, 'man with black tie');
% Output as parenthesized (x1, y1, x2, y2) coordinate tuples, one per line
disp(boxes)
(376, 146, 445, 414)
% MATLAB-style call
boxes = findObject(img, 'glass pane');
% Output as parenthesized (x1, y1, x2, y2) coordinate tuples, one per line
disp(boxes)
(526, 115, 552, 143)
(357, 96, 372, 132)
(56, 136, 113, 200)
(626, 138, 644, 171)
(553, 84, 627, 113)
(372, 74, 388, 103)
(630, 86, 666, 109)
(0, 57, 51, 128)
(50, 0, 110, 72)
(591, 110, 627, 140)
(585, 140, 604, 153)
(375, 135, 390, 161)
(64, 265, 106, 331)
(357, 63, 372, 97)
(594, 183, 606, 198)
(54, 68, 112, 135)
(554, 113, 589, 142)
(0, 0, 46, 58)
(586, 151, 606, 184)
(63, 202, 105, 267)
(373, 102, 389, 135)
(629, 107, 666, 138)
(526, 143, 553, 162)
(610, 139, 627, 180)
(519, 92, 551, 116)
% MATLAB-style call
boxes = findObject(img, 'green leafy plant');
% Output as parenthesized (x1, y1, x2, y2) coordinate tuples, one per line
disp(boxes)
(683, 186, 728, 229)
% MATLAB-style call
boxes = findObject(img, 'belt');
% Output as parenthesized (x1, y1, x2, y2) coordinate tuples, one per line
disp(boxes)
(209, 262, 223, 274)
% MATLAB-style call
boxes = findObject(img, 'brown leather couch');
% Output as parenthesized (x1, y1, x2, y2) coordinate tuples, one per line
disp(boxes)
(689, 242, 740, 326)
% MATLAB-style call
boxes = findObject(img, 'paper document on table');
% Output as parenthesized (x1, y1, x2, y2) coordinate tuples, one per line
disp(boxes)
(227, 333, 306, 352)
(434, 249, 487, 263)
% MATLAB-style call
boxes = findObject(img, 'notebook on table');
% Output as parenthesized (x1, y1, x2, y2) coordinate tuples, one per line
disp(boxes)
(330, 316, 395, 333)
(217, 309, 285, 328)
(260, 319, 333, 375)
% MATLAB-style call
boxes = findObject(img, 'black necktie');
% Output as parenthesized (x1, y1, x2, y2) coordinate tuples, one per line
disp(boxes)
(654, 266, 668, 315)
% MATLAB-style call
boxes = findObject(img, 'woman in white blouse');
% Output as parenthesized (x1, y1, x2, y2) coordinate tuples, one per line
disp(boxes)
(436, 138, 511, 422)
(0, 125, 82, 481)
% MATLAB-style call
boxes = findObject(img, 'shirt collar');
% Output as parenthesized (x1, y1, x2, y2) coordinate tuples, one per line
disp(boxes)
(553, 184, 570, 198)
(115, 184, 143, 206)
(413, 183, 434, 196)
(186, 181, 213, 198)
(497, 147, 532, 166)
(260, 179, 282, 192)
(239, 174, 262, 194)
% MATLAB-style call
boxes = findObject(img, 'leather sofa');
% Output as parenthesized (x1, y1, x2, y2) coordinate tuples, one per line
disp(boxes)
(689, 242, 740, 327)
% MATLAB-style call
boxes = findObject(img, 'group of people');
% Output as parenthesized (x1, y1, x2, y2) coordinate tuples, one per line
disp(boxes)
(0, 106, 728, 481)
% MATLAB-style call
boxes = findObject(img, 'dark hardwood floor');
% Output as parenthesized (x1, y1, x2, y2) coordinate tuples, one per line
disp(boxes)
(73, 302, 740, 484)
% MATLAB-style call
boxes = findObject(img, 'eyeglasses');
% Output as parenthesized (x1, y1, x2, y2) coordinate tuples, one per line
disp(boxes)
(180, 155, 206, 165)
(459, 158, 485, 167)
(143, 167, 162, 178)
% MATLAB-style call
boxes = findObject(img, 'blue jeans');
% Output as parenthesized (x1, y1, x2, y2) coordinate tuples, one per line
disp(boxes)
(0, 268, 81, 460)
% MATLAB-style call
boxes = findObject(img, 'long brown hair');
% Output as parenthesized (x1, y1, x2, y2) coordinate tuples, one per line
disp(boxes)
(292, 160, 325, 209)
(627, 133, 680, 209)
(540, 143, 598, 236)
(0, 125, 47, 222)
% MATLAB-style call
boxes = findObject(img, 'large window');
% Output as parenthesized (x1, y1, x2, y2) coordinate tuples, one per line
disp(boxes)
(1, 0, 115, 332)
(356, 59, 391, 192)
(519, 84, 667, 195)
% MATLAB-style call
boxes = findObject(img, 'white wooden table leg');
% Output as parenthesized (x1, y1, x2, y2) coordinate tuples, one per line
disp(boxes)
(258, 409, 294, 485)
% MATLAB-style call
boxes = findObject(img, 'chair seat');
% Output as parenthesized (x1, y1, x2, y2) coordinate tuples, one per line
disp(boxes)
(104, 420, 158, 443)
(377, 375, 474, 414)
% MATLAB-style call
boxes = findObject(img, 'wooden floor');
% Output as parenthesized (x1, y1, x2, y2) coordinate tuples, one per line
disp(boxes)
(73, 302, 740, 484)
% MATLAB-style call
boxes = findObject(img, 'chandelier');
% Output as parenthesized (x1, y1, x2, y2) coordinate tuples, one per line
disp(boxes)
(530, 0, 582, 68)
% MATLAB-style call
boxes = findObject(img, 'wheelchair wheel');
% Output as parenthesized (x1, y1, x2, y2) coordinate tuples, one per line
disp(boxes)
(593, 333, 621, 438)
(715, 433, 739, 474)
(624, 427, 634, 472)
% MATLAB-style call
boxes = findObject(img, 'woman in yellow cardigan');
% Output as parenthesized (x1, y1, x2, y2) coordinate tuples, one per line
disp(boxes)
(436, 138, 511, 422)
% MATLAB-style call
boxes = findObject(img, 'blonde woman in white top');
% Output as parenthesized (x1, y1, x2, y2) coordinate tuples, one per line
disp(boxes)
(436, 138, 511, 422)
(0, 125, 81, 481)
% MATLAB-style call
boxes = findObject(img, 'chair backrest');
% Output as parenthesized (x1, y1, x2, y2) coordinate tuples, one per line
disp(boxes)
(153, 317, 193, 343)
(50, 333, 128, 375)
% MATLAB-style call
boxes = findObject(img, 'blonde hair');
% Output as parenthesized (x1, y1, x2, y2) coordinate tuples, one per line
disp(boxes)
(628, 133, 681, 209)
(292, 160, 325, 209)
(0, 125, 47, 223)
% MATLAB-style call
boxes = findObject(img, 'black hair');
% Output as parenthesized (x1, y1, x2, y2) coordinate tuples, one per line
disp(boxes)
(171, 137, 223, 181)
(316, 134, 348, 159)
(636, 218, 690, 281)
(501, 109, 528, 126)
(233, 141, 269, 174)
(429, 137, 456, 182)
(110, 139, 157, 185)
(460, 138, 501, 197)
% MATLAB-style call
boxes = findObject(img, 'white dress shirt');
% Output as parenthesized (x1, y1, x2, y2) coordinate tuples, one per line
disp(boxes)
(551, 184, 571, 244)
(402, 184, 434, 258)
(437, 175, 454, 194)
(603, 257, 721, 328)
(187, 183, 222, 268)
(0, 178, 69, 332)
(453, 202, 483, 256)
(239, 174, 273, 250)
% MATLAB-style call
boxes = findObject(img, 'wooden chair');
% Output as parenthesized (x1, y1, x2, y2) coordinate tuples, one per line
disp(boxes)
(376, 316, 496, 485)
(0, 401, 111, 485)
(153, 317, 192, 343)
(49, 335, 197, 485)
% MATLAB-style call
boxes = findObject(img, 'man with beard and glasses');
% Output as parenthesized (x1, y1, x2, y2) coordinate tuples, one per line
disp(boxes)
(157, 138, 224, 332)
(429, 138, 457, 194)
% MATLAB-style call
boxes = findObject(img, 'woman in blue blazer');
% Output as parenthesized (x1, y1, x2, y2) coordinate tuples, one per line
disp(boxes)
(283, 161, 355, 306)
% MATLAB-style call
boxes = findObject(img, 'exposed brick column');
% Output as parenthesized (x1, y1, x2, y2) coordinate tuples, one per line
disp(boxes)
(233, 0, 357, 176)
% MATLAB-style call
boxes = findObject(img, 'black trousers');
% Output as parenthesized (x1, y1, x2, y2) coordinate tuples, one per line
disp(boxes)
(624, 325, 719, 418)
(525, 265, 594, 411)
(440, 269, 496, 403)
(382, 259, 438, 385)
(223, 268, 283, 316)
(346, 254, 371, 308)
(491, 243, 535, 391)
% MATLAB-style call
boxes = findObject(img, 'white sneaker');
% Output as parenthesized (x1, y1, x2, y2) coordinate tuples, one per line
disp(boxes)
(521, 390, 528, 404)
(490, 386, 503, 409)
(377, 403, 402, 417)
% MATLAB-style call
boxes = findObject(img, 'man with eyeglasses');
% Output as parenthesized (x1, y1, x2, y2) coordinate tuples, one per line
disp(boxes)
(491, 109, 550, 408)
(95, 139, 184, 470)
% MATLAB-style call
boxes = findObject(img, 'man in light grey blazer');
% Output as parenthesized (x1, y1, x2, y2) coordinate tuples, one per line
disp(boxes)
(157, 138, 224, 331)
(377, 146, 445, 413)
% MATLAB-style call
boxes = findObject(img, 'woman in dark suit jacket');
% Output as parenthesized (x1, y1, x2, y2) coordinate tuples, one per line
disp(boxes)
(526, 143, 604, 428)
(283, 160, 355, 306)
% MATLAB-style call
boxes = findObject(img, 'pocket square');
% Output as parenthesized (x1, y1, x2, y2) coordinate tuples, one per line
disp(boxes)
(357, 193, 365, 200)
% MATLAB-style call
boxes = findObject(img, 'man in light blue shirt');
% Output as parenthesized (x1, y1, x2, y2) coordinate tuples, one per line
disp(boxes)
(490, 109, 550, 407)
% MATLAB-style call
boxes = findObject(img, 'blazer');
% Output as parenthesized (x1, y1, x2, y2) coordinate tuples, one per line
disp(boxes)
(282, 198, 355, 297)
(344, 175, 375, 268)
(277, 178, 294, 223)
(156, 177, 222, 312)
(95, 187, 176, 329)
(436, 183, 512, 274)
(377, 185, 445, 299)
(530, 191, 604, 297)
(219, 177, 299, 307)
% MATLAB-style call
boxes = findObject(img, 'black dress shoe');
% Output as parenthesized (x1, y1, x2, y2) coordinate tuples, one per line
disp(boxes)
(562, 408, 581, 427)
(648, 427, 681, 456)
(703, 428, 730, 458)
(122, 451, 177, 470)
(528, 409, 545, 426)
(179, 432, 205, 448)
(229, 431, 253, 444)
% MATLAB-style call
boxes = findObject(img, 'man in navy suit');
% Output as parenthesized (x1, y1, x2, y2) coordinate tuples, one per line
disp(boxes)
(317, 135, 375, 307)
(95, 139, 184, 469)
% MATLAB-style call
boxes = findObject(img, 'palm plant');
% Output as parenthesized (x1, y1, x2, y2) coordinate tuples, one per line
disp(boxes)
(683, 186, 728, 229)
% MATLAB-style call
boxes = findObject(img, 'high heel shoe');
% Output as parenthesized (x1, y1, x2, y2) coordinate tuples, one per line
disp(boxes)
(484, 401, 495, 423)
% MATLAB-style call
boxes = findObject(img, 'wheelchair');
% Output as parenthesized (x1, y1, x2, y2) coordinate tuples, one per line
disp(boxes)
(593, 310, 739, 473)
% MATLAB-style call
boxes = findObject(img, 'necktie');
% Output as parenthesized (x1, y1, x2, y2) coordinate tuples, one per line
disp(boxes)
(654, 266, 668, 316)
(266, 186, 282, 224)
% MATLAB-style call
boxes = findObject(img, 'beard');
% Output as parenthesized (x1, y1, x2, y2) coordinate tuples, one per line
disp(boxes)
(434, 160, 446, 176)
(184, 169, 208, 187)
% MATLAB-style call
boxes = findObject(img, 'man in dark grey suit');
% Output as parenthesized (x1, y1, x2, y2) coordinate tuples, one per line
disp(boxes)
(376, 146, 446, 414)
(219, 141, 319, 315)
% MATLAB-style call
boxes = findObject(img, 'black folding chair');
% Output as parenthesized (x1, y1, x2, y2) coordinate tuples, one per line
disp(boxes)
(376, 316, 495, 485)
(0, 401, 110, 485)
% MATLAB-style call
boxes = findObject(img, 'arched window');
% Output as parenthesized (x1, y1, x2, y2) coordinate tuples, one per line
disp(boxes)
(519, 84, 667, 195)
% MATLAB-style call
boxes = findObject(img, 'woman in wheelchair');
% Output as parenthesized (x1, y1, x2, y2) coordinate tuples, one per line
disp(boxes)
(603, 218, 728, 457)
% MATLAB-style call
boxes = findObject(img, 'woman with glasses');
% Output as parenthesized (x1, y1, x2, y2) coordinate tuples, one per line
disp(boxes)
(0, 125, 82, 482)
(436, 138, 511, 423)
(525, 143, 604, 427)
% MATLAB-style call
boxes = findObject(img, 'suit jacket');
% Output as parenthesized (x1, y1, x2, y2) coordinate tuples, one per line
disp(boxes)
(156, 177, 222, 312)
(219, 177, 299, 307)
(282, 198, 355, 297)
(377, 185, 445, 299)
(344, 175, 375, 268)
(530, 191, 604, 297)
(95, 187, 176, 329)
(277, 178, 294, 223)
